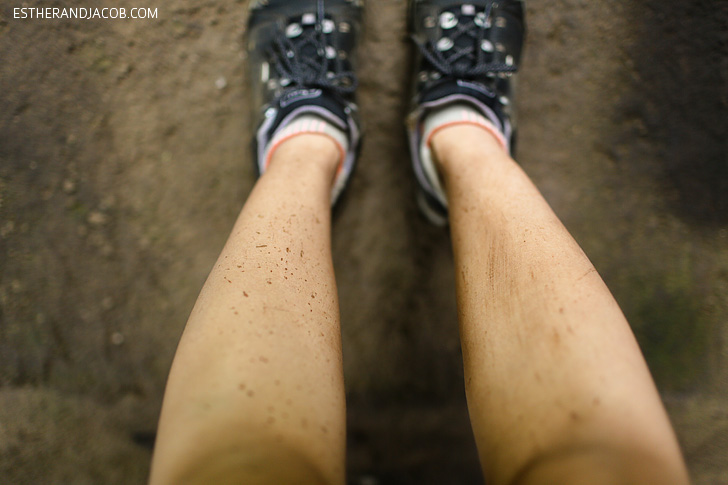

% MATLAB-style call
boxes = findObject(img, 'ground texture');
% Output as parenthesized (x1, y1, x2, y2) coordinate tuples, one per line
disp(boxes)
(1, 0, 727, 483)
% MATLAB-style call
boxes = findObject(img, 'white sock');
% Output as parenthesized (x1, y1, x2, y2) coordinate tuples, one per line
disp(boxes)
(419, 102, 508, 204)
(262, 114, 349, 170)
(422, 102, 508, 152)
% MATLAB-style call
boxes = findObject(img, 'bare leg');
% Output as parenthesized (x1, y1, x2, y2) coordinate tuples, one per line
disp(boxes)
(150, 135, 345, 485)
(432, 126, 690, 485)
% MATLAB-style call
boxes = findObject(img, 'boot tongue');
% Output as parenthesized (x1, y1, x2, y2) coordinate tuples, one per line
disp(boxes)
(420, 78, 496, 106)
(277, 88, 347, 124)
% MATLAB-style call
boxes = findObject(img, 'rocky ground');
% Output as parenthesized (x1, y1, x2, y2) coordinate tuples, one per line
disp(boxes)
(1, 0, 726, 483)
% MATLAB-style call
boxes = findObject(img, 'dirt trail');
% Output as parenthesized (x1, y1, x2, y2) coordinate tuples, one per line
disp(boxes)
(1, 1, 726, 483)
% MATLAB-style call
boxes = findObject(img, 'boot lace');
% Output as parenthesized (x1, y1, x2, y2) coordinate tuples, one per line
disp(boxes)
(268, 0, 357, 97)
(413, 4, 516, 80)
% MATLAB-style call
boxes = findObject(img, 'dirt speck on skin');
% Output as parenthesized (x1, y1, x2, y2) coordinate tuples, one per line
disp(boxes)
(0, 1, 726, 484)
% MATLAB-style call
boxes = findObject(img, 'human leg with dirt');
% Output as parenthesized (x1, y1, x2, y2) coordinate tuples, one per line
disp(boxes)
(149, 1, 689, 483)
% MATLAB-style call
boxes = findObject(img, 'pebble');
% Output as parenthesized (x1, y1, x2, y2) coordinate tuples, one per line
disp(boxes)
(101, 296, 114, 310)
(62, 179, 76, 194)
(88, 211, 109, 226)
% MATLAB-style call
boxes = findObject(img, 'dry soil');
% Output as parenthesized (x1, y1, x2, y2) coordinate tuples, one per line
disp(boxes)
(1, 1, 727, 483)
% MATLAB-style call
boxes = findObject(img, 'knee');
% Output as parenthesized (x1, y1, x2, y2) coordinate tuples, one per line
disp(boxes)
(509, 444, 689, 485)
(151, 438, 332, 485)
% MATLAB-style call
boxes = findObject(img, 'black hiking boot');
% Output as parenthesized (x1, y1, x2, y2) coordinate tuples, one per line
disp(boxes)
(407, 0, 525, 224)
(247, 0, 364, 204)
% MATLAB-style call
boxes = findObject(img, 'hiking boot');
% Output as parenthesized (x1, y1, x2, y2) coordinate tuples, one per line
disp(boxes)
(247, 0, 364, 204)
(407, 0, 525, 224)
